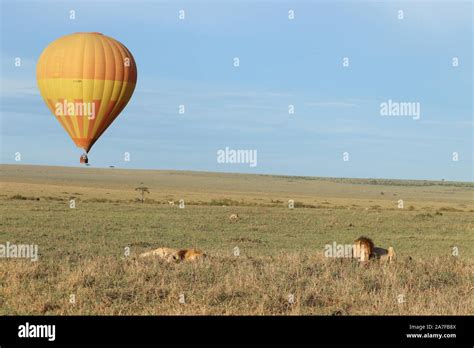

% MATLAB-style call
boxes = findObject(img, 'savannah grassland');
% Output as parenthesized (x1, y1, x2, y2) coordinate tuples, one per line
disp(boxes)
(0, 164, 473, 315)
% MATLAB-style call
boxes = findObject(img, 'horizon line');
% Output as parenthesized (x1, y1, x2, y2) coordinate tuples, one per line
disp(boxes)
(1, 163, 473, 185)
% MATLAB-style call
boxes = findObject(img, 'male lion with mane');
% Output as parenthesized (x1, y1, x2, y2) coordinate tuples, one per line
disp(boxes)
(353, 236, 374, 263)
(353, 236, 395, 264)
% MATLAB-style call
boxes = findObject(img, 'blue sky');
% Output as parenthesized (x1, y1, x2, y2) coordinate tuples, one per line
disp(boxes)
(1, 0, 472, 181)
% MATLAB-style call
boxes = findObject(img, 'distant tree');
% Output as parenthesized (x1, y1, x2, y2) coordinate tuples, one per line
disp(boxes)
(135, 183, 150, 204)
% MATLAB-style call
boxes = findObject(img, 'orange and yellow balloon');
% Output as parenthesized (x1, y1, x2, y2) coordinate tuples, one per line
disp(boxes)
(36, 32, 137, 158)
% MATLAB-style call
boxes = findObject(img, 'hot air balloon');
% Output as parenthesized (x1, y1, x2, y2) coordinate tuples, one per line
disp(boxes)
(36, 32, 137, 164)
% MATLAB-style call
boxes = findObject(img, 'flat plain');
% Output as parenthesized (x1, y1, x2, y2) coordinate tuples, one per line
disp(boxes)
(0, 164, 473, 315)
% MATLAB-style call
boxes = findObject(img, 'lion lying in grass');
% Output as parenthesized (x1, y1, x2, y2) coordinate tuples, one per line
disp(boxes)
(353, 236, 395, 264)
(139, 247, 206, 262)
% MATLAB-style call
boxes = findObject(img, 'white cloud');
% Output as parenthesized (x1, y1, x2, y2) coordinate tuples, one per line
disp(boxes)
(1, 79, 39, 97)
(305, 101, 359, 108)
(419, 120, 473, 128)
(224, 104, 282, 111)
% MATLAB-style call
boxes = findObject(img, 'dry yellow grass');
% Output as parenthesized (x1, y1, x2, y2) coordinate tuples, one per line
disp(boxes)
(0, 164, 473, 315)
(1, 254, 472, 315)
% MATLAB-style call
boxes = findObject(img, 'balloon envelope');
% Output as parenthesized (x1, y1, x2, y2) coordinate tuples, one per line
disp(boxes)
(36, 32, 137, 153)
